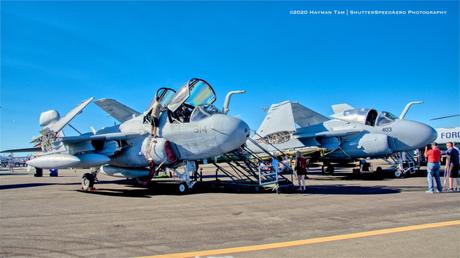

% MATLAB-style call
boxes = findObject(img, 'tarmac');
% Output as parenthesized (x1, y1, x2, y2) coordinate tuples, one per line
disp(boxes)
(0, 166, 459, 258)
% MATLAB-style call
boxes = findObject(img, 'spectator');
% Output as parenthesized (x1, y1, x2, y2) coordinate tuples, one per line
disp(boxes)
(281, 155, 292, 173)
(424, 143, 442, 193)
(295, 152, 308, 192)
(446, 142, 460, 191)
(8, 154, 14, 173)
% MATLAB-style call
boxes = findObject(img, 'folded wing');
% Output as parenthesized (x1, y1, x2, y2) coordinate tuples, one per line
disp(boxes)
(95, 98, 141, 123)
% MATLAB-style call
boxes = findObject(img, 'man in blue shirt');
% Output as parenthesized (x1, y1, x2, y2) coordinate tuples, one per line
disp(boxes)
(446, 142, 459, 191)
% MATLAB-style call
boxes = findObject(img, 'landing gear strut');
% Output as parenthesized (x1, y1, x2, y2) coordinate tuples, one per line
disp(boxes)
(169, 161, 198, 194)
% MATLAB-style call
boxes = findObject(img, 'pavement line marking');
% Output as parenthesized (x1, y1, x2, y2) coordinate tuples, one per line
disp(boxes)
(139, 220, 460, 258)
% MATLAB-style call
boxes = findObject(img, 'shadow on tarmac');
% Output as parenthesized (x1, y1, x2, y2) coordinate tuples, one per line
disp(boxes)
(76, 188, 154, 198)
(298, 185, 400, 195)
(74, 180, 401, 197)
(0, 180, 126, 190)
(0, 172, 30, 176)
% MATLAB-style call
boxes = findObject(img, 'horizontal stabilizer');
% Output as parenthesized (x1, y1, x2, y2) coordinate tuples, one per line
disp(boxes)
(95, 98, 140, 123)
(331, 103, 354, 114)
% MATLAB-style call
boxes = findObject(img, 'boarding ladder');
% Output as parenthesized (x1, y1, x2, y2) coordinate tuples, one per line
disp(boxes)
(210, 137, 294, 192)
(385, 151, 419, 177)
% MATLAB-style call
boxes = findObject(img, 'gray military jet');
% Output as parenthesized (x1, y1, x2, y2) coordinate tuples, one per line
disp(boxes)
(2, 78, 249, 192)
(249, 100, 437, 175)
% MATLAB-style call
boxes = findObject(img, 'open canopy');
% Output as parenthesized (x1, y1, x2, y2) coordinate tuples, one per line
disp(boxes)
(167, 78, 217, 112)
(145, 87, 177, 112)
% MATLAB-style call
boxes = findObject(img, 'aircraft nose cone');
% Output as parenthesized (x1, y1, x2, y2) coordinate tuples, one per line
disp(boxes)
(392, 120, 437, 151)
(410, 121, 437, 148)
(422, 124, 438, 146)
(212, 114, 250, 153)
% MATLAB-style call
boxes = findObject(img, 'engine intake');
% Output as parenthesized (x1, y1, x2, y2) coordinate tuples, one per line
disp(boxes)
(141, 137, 178, 165)
(340, 133, 392, 158)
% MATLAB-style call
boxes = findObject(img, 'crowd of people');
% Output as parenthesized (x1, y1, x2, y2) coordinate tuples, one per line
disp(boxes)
(256, 141, 460, 194)
(424, 141, 459, 193)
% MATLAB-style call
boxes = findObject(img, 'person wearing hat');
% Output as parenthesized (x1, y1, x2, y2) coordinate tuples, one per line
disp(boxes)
(295, 152, 308, 192)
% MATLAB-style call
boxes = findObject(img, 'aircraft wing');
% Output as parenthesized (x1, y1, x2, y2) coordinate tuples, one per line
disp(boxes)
(47, 97, 94, 133)
(94, 98, 141, 123)
(0, 132, 137, 154)
(61, 132, 139, 144)
(0, 147, 42, 153)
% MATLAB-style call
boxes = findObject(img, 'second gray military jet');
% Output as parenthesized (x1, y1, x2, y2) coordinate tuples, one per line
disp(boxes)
(249, 100, 437, 174)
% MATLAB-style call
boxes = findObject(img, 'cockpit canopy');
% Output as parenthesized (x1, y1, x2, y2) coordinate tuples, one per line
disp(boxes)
(145, 87, 177, 112)
(190, 105, 221, 122)
(144, 78, 219, 124)
(342, 108, 378, 126)
(376, 111, 398, 126)
(151, 78, 218, 123)
(167, 78, 217, 112)
(340, 108, 398, 126)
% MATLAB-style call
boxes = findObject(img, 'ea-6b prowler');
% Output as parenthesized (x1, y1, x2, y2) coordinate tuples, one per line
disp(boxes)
(3, 78, 249, 193)
(249, 100, 437, 176)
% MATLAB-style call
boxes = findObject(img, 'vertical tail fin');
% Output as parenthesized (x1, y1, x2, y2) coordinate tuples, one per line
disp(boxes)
(256, 101, 328, 137)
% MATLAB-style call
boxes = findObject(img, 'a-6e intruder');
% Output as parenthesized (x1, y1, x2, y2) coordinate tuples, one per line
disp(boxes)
(3, 78, 249, 193)
(250, 100, 437, 177)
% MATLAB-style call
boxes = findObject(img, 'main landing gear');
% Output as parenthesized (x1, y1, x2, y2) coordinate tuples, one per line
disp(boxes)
(321, 163, 335, 175)
(81, 168, 99, 192)
(352, 160, 384, 179)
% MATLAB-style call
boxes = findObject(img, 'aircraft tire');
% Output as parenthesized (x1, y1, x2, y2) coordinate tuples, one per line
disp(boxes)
(394, 170, 404, 178)
(375, 166, 384, 179)
(132, 177, 148, 187)
(326, 165, 334, 175)
(352, 168, 361, 177)
(178, 182, 188, 194)
(82, 173, 95, 192)
(34, 168, 43, 177)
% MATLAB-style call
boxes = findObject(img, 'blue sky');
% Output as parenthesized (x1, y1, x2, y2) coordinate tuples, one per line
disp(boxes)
(1, 1, 459, 150)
